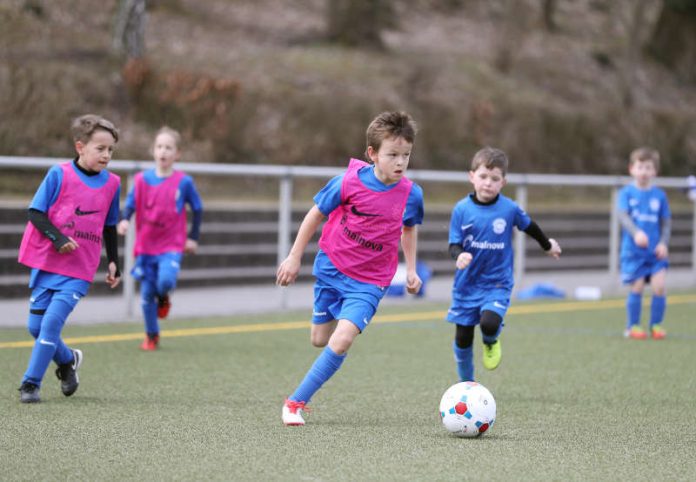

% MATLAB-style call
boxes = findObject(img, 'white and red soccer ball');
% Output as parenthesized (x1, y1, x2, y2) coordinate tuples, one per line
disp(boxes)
(439, 381, 496, 437)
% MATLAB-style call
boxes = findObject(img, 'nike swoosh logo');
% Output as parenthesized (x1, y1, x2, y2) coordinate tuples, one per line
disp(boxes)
(493, 302, 506, 309)
(74, 206, 99, 216)
(461, 224, 473, 231)
(72, 293, 80, 301)
(350, 205, 380, 217)
(39, 339, 56, 346)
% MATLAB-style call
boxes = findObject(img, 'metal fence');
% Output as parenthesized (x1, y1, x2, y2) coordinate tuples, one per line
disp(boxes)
(1, 156, 695, 317)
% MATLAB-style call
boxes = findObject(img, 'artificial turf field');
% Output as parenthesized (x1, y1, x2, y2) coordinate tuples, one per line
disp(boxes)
(1, 295, 695, 481)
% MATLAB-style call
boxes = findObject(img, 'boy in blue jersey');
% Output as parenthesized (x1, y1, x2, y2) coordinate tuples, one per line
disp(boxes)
(276, 111, 424, 426)
(618, 147, 670, 340)
(118, 127, 203, 350)
(17, 114, 122, 403)
(447, 147, 561, 383)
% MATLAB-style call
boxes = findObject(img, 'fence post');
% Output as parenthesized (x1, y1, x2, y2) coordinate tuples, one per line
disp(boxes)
(608, 187, 619, 279)
(277, 175, 293, 309)
(515, 184, 527, 284)
(692, 201, 696, 279)
(123, 171, 136, 319)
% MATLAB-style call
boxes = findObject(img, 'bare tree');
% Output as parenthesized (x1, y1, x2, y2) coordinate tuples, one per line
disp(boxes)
(113, 0, 147, 59)
(541, 0, 558, 32)
(648, 0, 696, 83)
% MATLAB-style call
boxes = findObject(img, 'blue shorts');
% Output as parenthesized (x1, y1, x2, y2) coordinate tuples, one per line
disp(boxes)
(446, 291, 510, 327)
(312, 280, 384, 332)
(620, 257, 668, 285)
(132, 252, 182, 284)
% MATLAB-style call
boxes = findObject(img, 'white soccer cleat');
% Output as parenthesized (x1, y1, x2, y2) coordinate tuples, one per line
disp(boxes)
(282, 399, 307, 426)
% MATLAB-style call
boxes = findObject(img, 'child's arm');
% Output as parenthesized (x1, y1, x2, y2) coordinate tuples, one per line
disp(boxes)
(617, 211, 648, 248)
(184, 176, 203, 254)
(28, 208, 79, 253)
(523, 220, 561, 259)
(276, 205, 325, 286)
(103, 225, 121, 288)
(655, 217, 671, 259)
(117, 187, 136, 236)
(401, 225, 422, 294)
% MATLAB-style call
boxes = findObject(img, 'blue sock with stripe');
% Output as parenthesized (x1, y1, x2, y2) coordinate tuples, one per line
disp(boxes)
(23, 300, 73, 386)
(453, 342, 474, 382)
(649, 295, 666, 327)
(290, 346, 346, 403)
(141, 281, 160, 336)
(626, 292, 642, 330)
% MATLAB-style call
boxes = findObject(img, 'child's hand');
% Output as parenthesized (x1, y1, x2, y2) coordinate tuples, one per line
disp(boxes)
(654, 242, 668, 259)
(546, 238, 562, 259)
(58, 237, 79, 254)
(276, 254, 301, 286)
(456, 252, 473, 270)
(633, 231, 649, 248)
(116, 219, 129, 236)
(184, 239, 198, 254)
(105, 261, 121, 289)
(406, 271, 422, 294)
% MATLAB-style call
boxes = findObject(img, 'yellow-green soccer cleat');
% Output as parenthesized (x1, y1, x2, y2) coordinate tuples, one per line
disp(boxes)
(651, 325, 666, 340)
(482, 340, 502, 370)
(624, 325, 647, 340)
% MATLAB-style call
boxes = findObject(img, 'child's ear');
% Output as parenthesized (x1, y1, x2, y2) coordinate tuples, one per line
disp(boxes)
(367, 146, 377, 163)
(74, 141, 84, 155)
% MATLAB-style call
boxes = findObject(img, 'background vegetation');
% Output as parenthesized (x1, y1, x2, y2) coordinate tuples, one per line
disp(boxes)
(1, 0, 696, 175)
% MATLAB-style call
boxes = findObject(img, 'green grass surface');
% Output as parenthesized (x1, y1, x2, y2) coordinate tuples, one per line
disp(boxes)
(1, 299, 695, 481)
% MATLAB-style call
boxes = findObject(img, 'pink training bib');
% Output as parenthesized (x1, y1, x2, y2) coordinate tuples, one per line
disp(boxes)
(18, 162, 120, 281)
(133, 170, 187, 256)
(319, 158, 412, 286)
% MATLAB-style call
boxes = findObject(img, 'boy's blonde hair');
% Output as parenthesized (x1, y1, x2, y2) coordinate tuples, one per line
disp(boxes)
(629, 147, 660, 171)
(71, 114, 119, 143)
(471, 147, 509, 176)
(155, 126, 182, 149)
(365, 111, 417, 160)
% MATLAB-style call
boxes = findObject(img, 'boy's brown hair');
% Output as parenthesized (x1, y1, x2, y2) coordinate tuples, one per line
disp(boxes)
(471, 147, 509, 176)
(365, 111, 417, 160)
(71, 114, 119, 144)
(629, 147, 660, 171)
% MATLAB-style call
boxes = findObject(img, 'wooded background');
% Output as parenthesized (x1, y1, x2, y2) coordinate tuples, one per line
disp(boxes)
(1, 0, 695, 175)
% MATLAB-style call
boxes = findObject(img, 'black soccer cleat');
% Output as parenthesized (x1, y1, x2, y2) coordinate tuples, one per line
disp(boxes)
(55, 348, 83, 397)
(19, 382, 41, 403)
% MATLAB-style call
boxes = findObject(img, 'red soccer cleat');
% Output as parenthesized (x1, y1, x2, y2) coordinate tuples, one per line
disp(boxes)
(157, 295, 171, 319)
(140, 334, 160, 351)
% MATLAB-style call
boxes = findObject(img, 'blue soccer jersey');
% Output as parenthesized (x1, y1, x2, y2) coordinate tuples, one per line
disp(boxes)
(618, 184, 671, 258)
(449, 193, 530, 301)
(617, 184, 670, 283)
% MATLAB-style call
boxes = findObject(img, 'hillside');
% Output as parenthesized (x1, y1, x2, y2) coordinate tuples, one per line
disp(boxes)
(1, 0, 695, 175)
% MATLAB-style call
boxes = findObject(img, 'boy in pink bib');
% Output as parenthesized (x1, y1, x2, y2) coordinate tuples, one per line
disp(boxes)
(276, 112, 425, 426)
(17, 114, 122, 403)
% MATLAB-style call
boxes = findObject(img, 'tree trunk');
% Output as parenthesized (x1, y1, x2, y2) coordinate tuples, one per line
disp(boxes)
(113, 0, 147, 59)
(648, 0, 696, 83)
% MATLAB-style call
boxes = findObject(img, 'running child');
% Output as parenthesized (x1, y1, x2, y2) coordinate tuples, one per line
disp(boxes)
(117, 126, 203, 350)
(276, 111, 424, 426)
(17, 114, 122, 403)
(618, 147, 670, 340)
(447, 147, 561, 383)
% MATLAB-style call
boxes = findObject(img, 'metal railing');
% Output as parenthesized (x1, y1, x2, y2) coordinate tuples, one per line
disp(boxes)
(1, 156, 695, 318)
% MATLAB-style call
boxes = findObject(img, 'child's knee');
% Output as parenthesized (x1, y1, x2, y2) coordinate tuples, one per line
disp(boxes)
(310, 332, 329, 348)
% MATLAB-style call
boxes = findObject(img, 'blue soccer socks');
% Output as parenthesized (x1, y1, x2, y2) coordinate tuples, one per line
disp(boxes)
(649, 295, 666, 328)
(453, 342, 474, 382)
(290, 346, 346, 403)
(626, 292, 642, 330)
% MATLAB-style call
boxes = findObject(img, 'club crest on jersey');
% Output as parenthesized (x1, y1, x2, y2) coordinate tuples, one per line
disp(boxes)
(650, 198, 660, 212)
(492, 218, 506, 234)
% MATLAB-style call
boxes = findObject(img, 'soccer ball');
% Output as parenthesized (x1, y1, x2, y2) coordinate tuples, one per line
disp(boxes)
(439, 381, 496, 437)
